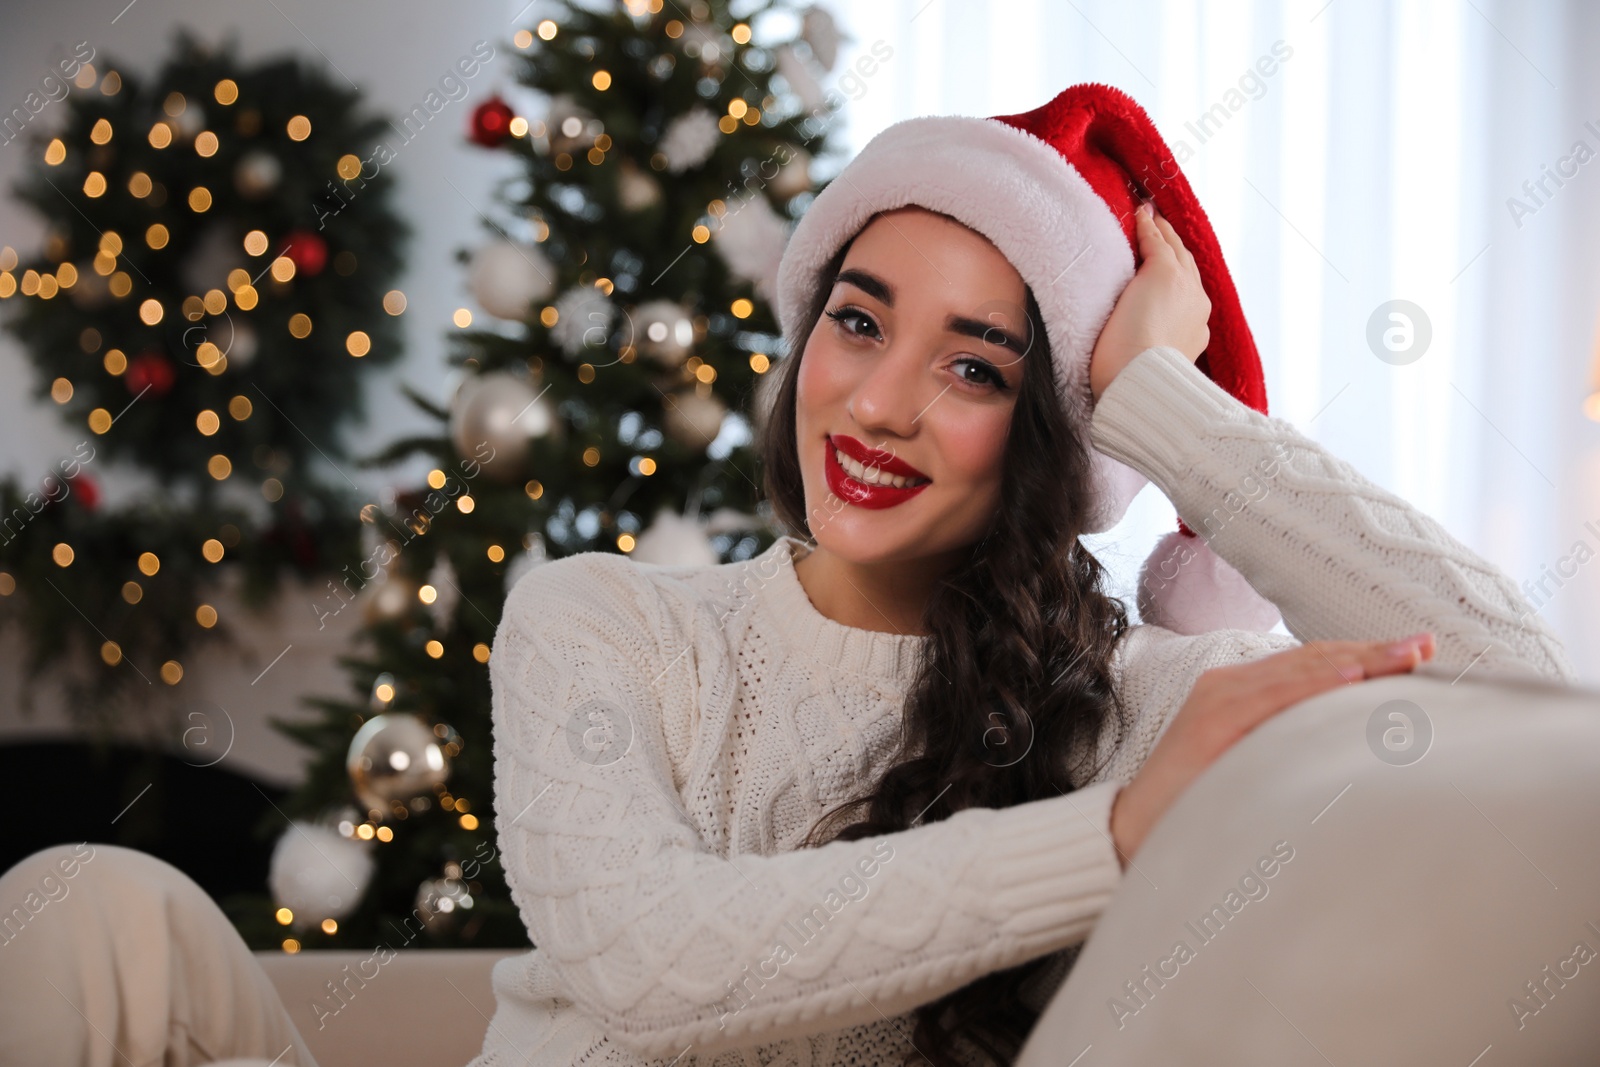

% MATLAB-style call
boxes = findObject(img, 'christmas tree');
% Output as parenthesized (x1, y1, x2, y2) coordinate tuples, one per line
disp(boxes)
(0, 33, 405, 724)
(230, 0, 849, 953)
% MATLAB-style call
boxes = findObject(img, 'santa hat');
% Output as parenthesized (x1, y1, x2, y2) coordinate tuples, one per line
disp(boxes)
(774, 82, 1281, 636)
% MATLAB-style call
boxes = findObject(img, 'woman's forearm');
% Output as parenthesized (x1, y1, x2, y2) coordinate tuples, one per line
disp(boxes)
(1087, 345, 1574, 684)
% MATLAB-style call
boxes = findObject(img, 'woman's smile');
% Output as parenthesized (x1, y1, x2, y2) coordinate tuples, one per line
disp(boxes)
(824, 433, 933, 509)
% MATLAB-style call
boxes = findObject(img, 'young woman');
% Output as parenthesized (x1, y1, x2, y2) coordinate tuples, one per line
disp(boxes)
(471, 89, 1574, 1067)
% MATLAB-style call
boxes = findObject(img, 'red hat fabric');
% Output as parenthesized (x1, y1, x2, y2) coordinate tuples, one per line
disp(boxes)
(993, 83, 1269, 426)
(772, 82, 1280, 635)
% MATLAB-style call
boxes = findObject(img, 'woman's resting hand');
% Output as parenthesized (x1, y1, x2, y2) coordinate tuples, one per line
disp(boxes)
(1108, 633, 1437, 865)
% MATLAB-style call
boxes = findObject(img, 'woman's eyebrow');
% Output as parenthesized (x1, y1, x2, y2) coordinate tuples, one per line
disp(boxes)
(946, 315, 1029, 358)
(834, 268, 894, 305)
(834, 268, 1028, 359)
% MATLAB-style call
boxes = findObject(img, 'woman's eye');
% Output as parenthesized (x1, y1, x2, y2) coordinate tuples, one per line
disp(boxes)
(824, 307, 880, 339)
(953, 357, 1006, 390)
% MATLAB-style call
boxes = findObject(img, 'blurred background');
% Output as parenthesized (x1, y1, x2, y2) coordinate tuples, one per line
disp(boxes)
(2, 0, 1598, 954)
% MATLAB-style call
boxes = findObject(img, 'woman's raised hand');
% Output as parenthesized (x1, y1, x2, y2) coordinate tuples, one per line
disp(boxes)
(1088, 202, 1212, 401)
(1108, 633, 1437, 866)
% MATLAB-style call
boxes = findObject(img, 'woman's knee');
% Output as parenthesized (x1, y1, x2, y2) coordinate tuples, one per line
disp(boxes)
(0, 842, 200, 949)
(0, 843, 97, 943)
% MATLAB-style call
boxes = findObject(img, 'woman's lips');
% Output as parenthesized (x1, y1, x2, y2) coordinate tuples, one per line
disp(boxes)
(823, 436, 932, 510)
(830, 433, 930, 480)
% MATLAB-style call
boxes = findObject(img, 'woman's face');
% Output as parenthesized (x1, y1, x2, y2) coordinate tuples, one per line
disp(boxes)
(795, 206, 1034, 568)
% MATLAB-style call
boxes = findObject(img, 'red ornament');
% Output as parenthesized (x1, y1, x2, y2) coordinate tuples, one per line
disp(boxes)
(66, 472, 100, 512)
(125, 351, 175, 397)
(282, 230, 329, 276)
(266, 497, 320, 570)
(469, 96, 515, 147)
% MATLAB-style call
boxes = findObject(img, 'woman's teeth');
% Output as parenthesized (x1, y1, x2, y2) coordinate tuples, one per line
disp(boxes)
(834, 445, 930, 489)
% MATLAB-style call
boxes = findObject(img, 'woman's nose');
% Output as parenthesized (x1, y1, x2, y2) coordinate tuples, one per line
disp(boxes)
(847, 341, 931, 438)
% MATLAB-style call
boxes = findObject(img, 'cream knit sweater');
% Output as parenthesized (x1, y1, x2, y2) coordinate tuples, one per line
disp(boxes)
(468, 346, 1573, 1067)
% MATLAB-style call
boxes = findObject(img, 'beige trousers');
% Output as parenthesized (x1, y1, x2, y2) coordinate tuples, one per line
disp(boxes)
(0, 842, 318, 1067)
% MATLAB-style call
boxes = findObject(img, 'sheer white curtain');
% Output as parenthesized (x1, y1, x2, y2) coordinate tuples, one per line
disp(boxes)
(818, 0, 1600, 683)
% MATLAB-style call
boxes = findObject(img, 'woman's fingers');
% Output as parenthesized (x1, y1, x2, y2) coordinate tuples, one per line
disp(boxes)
(1134, 203, 1173, 265)
(1215, 636, 1435, 734)
(1149, 210, 1190, 263)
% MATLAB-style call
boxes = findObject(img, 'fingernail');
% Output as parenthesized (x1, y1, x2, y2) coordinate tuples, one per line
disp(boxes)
(1384, 639, 1420, 659)
(1338, 663, 1364, 682)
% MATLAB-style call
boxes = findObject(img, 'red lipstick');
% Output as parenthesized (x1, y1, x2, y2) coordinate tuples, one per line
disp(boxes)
(824, 434, 932, 510)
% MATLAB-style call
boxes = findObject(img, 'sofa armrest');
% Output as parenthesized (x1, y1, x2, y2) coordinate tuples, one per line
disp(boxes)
(1019, 667, 1600, 1065)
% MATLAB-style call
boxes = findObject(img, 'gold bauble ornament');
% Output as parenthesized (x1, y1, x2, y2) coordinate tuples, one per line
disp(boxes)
(346, 713, 451, 815)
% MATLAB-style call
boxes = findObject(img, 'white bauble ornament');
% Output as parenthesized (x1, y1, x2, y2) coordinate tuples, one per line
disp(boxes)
(222, 320, 258, 368)
(775, 46, 827, 114)
(171, 102, 206, 139)
(659, 107, 720, 173)
(631, 299, 694, 367)
(424, 553, 460, 632)
(713, 192, 788, 304)
(767, 148, 812, 200)
(181, 224, 245, 295)
(617, 160, 662, 211)
(631, 508, 718, 566)
(268, 821, 374, 929)
(467, 240, 555, 321)
(234, 150, 282, 199)
(801, 6, 844, 70)
(415, 872, 475, 935)
(545, 94, 599, 153)
(363, 571, 418, 625)
(550, 285, 615, 358)
(679, 21, 727, 66)
(346, 713, 451, 814)
(449, 370, 554, 481)
(325, 804, 365, 838)
(662, 387, 728, 450)
(504, 534, 548, 596)
(368, 670, 397, 711)
(67, 262, 110, 309)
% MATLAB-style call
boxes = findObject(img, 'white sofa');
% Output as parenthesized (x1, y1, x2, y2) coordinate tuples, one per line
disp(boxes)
(1019, 664, 1600, 1065)
(254, 948, 521, 1067)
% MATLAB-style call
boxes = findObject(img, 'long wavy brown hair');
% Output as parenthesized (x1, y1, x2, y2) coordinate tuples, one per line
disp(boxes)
(754, 215, 1132, 1066)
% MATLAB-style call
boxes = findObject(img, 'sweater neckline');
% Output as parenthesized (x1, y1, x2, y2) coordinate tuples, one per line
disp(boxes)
(760, 534, 930, 686)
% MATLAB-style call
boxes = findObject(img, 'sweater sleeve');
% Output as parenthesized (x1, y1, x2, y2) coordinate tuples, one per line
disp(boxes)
(1087, 345, 1575, 686)
(489, 552, 1125, 1058)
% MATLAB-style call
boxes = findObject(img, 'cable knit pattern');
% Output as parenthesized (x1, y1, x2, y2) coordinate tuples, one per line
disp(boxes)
(467, 346, 1570, 1067)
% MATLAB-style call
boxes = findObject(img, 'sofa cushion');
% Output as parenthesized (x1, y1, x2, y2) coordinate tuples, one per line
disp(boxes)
(254, 948, 521, 1067)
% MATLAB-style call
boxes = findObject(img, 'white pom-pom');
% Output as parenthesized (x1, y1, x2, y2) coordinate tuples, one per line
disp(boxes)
(268, 821, 374, 929)
(631, 509, 718, 566)
(467, 239, 554, 320)
(659, 107, 721, 173)
(713, 192, 789, 304)
(662, 387, 728, 450)
(1136, 531, 1282, 636)
(617, 160, 662, 211)
(550, 285, 615, 357)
